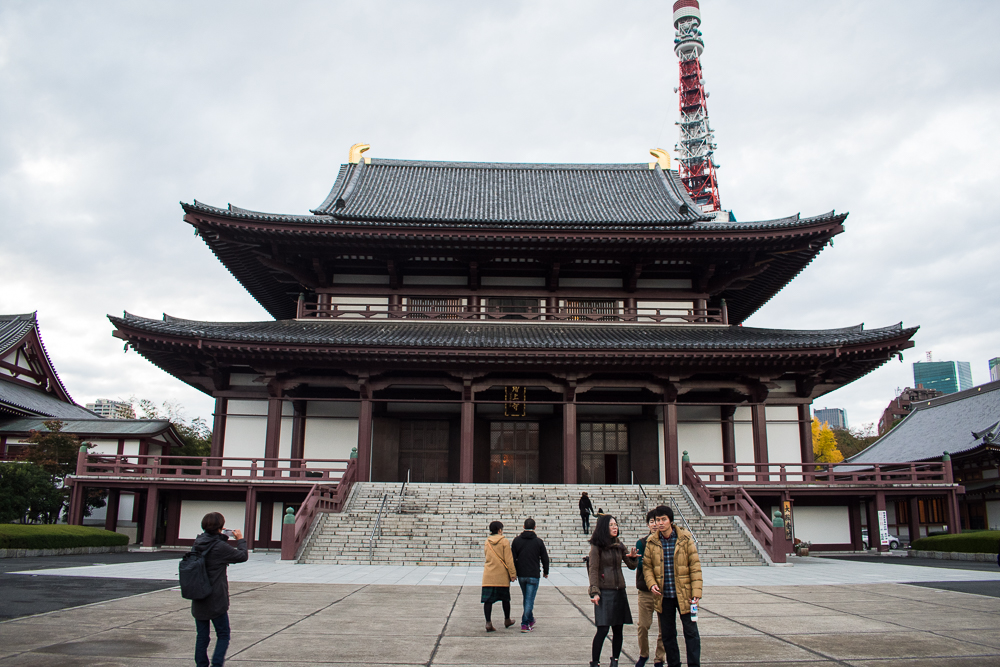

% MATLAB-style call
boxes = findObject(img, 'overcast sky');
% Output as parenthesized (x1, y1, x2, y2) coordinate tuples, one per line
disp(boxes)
(2, 1, 998, 431)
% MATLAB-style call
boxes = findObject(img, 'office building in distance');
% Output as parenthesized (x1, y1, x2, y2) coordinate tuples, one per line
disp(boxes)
(814, 407, 847, 429)
(990, 358, 1000, 383)
(913, 360, 973, 395)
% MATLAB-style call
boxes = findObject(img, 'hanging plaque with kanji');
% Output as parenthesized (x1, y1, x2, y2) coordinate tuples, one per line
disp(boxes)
(505, 386, 526, 417)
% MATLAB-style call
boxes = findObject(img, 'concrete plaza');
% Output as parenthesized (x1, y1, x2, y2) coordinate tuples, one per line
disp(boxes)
(2, 555, 1000, 665)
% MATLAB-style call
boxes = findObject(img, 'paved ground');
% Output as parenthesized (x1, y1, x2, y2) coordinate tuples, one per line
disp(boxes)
(2, 580, 1000, 666)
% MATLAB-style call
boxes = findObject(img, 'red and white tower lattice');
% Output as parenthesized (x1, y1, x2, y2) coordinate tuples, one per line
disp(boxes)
(672, 0, 722, 213)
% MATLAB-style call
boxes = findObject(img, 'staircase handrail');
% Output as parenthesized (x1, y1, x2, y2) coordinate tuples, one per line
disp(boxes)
(280, 482, 338, 560)
(369, 492, 389, 561)
(636, 481, 649, 515)
(683, 460, 776, 561)
(397, 468, 410, 513)
(670, 496, 699, 546)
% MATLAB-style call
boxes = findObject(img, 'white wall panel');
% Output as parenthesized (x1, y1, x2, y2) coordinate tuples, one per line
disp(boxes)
(122, 440, 140, 456)
(766, 406, 802, 465)
(303, 418, 359, 461)
(734, 407, 754, 463)
(792, 506, 851, 544)
(179, 500, 246, 540)
(224, 399, 267, 462)
(677, 406, 722, 464)
(88, 439, 119, 455)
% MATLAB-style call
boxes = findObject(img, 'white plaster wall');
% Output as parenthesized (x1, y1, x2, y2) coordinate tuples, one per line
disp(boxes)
(677, 406, 723, 469)
(224, 399, 267, 462)
(122, 440, 140, 456)
(88, 439, 120, 455)
(766, 406, 802, 465)
(303, 418, 359, 461)
(733, 407, 754, 464)
(792, 506, 851, 545)
(147, 443, 162, 457)
(987, 500, 1000, 530)
(179, 500, 255, 540)
(271, 501, 284, 540)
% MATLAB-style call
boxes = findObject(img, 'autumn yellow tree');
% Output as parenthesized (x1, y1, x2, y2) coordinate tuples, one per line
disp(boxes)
(812, 417, 844, 463)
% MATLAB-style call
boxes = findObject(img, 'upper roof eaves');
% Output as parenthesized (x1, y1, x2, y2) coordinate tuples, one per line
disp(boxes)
(0, 313, 38, 356)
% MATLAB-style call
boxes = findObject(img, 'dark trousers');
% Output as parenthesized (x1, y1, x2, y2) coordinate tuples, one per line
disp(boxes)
(592, 623, 624, 662)
(659, 597, 700, 667)
(195, 613, 231, 667)
(581, 512, 591, 533)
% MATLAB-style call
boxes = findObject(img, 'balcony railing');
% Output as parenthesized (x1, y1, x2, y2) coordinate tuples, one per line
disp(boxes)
(687, 461, 955, 486)
(298, 300, 726, 324)
(73, 453, 351, 482)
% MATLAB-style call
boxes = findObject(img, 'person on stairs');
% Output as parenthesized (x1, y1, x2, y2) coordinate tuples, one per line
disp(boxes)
(579, 491, 595, 534)
(482, 520, 517, 632)
(588, 513, 639, 667)
(511, 517, 550, 632)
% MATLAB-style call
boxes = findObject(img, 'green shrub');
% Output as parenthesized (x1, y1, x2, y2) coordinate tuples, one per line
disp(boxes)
(911, 530, 1000, 554)
(0, 524, 129, 550)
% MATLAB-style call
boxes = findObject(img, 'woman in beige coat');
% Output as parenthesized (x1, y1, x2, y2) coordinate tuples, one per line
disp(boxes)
(482, 520, 517, 632)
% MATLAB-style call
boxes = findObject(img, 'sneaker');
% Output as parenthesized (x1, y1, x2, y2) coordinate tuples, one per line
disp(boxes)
(520, 624, 529, 633)
(528, 619, 536, 631)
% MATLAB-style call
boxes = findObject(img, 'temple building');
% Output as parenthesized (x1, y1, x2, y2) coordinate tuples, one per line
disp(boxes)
(76, 147, 953, 552)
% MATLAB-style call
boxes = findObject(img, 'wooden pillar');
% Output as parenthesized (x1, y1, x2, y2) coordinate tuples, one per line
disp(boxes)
(797, 404, 814, 464)
(664, 402, 679, 485)
(864, 497, 878, 550)
(211, 397, 227, 458)
(563, 387, 577, 484)
(695, 297, 707, 322)
(244, 486, 257, 551)
(264, 397, 283, 476)
(142, 485, 158, 548)
(290, 400, 306, 475)
(546, 296, 558, 320)
(624, 297, 637, 321)
(388, 293, 401, 318)
(104, 488, 121, 532)
(258, 497, 273, 547)
(357, 393, 373, 482)
(720, 405, 736, 481)
(467, 294, 481, 320)
(68, 482, 86, 525)
(874, 491, 888, 552)
(751, 404, 768, 480)
(946, 490, 961, 535)
(907, 496, 921, 545)
(460, 382, 475, 483)
(849, 500, 865, 550)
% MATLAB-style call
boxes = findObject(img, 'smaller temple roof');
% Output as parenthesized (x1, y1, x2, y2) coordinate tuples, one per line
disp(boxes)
(0, 313, 77, 408)
(0, 381, 97, 419)
(847, 380, 1000, 464)
(0, 417, 179, 439)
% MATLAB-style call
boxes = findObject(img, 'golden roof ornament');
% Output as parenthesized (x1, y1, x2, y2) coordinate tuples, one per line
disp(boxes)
(348, 143, 371, 164)
(648, 148, 671, 170)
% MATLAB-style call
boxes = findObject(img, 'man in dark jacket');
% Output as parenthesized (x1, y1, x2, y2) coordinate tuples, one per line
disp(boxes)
(192, 512, 248, 667)
(511, 517, 549, 632)
(579, 492, 595, 534)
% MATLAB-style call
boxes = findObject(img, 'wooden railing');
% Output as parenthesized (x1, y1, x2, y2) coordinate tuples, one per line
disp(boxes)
(689, 461, 954, 486)
(683, 460, 785, 563)
(74, 452, 351, 481)
(298, 301, 725, 325)
(281, 457, 359, 560)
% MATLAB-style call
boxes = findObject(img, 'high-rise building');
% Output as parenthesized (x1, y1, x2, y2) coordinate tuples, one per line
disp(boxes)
(878, 386, 944, 435)
(990, 357, 1000, 382)
(85, 398, 131, 419)
(814, 407, 848, 430)
(912, 361, 973, 395)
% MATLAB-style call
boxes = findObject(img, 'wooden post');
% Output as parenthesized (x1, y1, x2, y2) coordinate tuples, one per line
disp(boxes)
(211, 397, 227, 460)
(874, 491, 888, 552)
(720, 405, 736, 482)
(280, 508, 297, 561)
(907, 496, 921, 545)
(290, 400, 306, 475)
(258, 497, 273, 547)
(460, 382, 474, 483)
(104, 488, 120, 532)
(751, 404, 768, 481)
(798, 404, 814, 464)
(264, 397, 282, 476)
(244, 486, 257, 551)
(946, 490, 962, 535)
(849, 500, 865, 551)
(664, 402, 679, 485)
(563, 387, 577, 484)
(142, 486, 158, 548)
(357, 393, 373, 482)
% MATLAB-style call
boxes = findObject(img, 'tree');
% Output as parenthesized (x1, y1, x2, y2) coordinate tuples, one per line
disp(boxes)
(833, 423, 880, 459)
(0, 462, 65, 524)
(812, 417, 844, 463)
(15, 421, 104, 521)
(119, 397, 212, 457)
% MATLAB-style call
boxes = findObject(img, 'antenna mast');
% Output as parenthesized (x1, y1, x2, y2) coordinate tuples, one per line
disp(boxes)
(673, 0, 722, 213)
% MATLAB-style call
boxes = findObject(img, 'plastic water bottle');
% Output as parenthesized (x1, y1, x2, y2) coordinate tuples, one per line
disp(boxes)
(690, 600, 698, 622)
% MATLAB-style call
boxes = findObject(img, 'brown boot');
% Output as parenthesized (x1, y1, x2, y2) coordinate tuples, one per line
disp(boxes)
(486, 622, 496, 632)
(504, 618, 515, 628)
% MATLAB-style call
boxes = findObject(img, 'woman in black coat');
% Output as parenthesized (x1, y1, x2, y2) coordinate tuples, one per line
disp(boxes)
(588, 513, 638, 667)
(191, 512, 248, 667)
(579, 492, 595, 534)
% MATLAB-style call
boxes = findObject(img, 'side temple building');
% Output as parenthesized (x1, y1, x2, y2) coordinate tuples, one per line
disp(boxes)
(74, 148, 950, 552)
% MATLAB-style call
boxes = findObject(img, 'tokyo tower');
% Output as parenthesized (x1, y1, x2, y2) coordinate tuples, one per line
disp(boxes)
(672, 0, 722, 214)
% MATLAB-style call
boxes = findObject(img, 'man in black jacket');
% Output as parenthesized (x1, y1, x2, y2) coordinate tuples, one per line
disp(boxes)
(511, 517, 550, 632)
(192, 512, 248, 667)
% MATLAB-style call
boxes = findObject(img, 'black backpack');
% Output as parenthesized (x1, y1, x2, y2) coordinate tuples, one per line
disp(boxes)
(179, 543, 213, 600)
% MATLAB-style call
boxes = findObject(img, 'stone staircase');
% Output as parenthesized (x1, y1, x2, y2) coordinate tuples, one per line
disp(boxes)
(299, 483, 767, 567)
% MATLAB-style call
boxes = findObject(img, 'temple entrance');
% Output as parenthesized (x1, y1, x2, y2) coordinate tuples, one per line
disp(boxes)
(579, 423, 630, 484)
(490, 422, 539, 483)
(398, 420, 450, 482)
